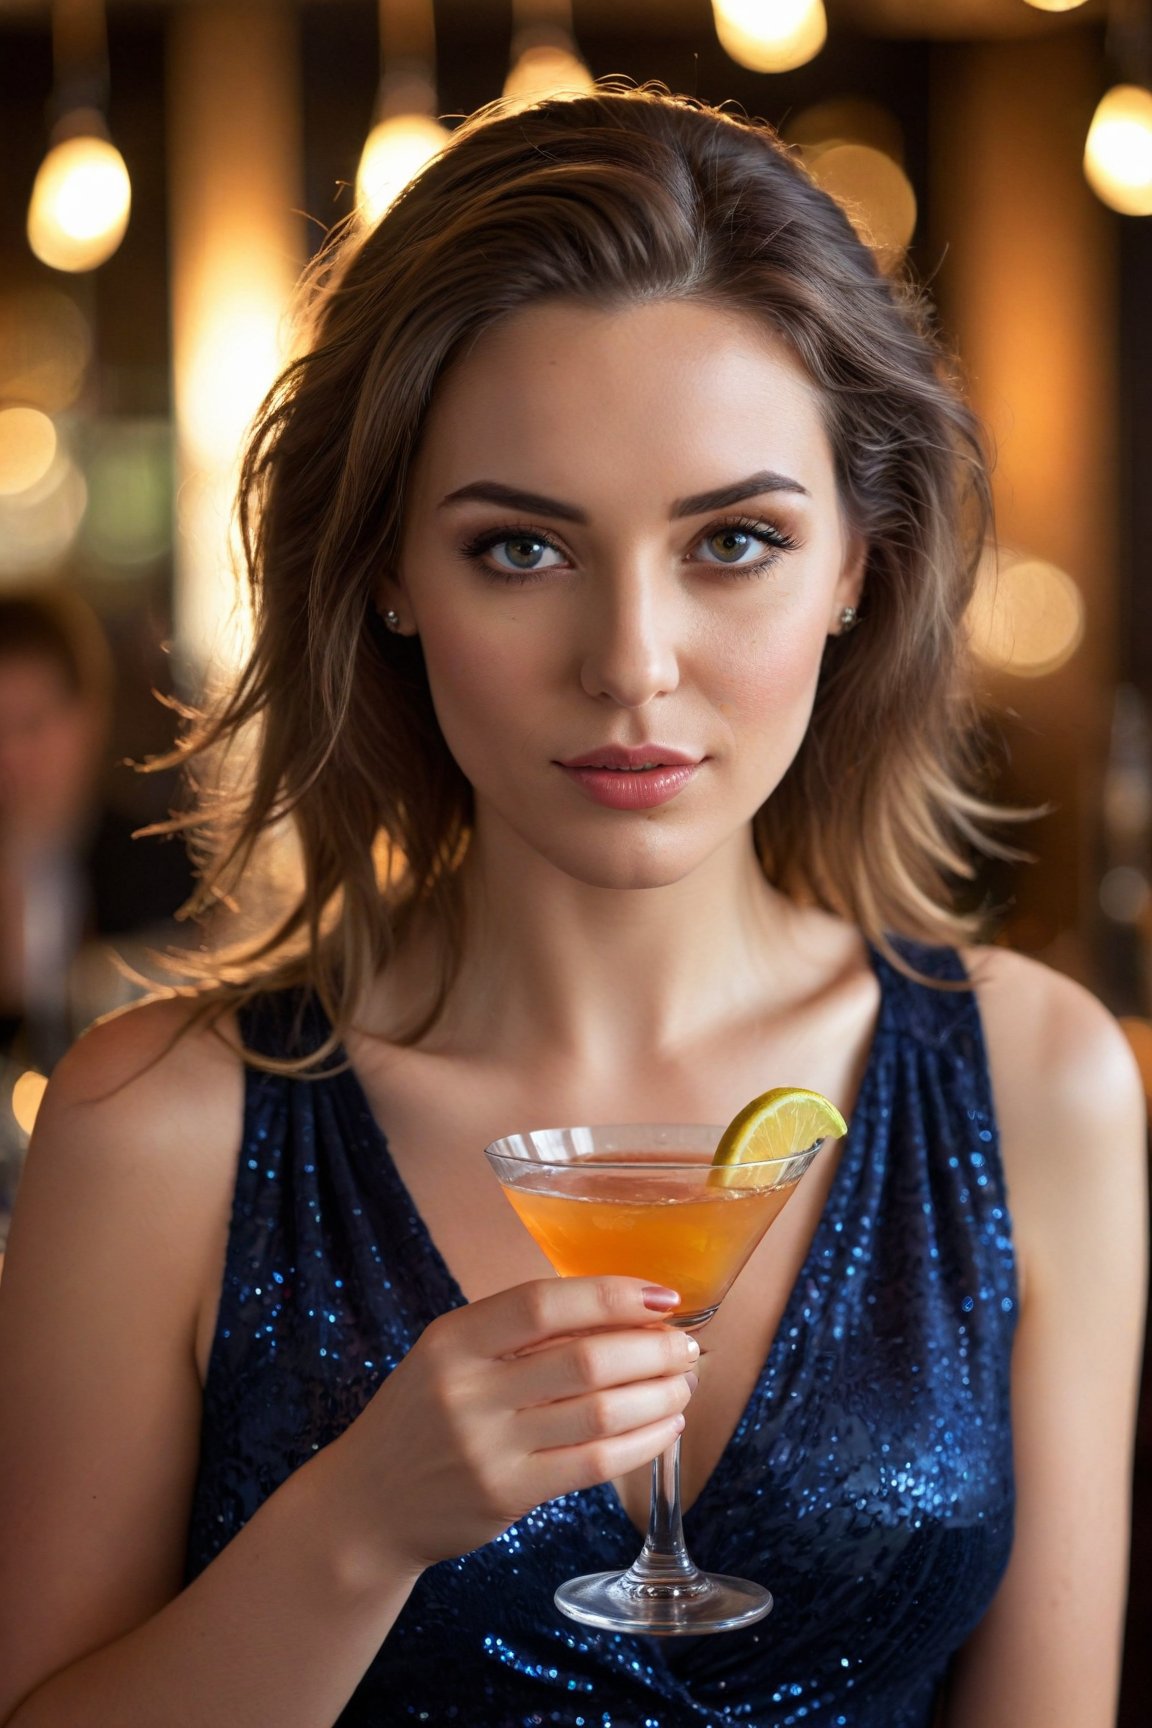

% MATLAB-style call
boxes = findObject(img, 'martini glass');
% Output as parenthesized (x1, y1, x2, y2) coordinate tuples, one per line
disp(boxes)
(484, 1123, 829, 1636)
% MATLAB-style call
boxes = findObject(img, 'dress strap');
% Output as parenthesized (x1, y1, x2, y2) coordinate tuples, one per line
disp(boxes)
(869, 938, 983, 1054)
(235, 985, 333, 1067)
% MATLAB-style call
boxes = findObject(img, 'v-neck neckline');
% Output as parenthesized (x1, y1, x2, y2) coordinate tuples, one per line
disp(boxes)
(325, 943, 891, 1541)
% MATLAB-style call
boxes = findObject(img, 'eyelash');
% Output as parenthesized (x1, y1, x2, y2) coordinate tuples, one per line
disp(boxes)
(457, 515, 800, 586)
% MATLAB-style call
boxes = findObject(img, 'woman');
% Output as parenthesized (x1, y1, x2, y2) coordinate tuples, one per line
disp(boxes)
(0, 84, 1144, 1728)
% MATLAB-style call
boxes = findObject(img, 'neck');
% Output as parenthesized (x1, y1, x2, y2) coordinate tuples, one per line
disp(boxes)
(392, 813, 809, 1069)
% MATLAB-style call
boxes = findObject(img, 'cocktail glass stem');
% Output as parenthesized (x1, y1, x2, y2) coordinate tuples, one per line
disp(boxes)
(620, 1433, 704, 1595)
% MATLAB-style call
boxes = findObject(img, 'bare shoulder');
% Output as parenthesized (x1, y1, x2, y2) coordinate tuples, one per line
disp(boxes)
(35, 990, 243, 1174)
(961, 943, 1146, 1292)
(6, 991, 245, 1318)
(47, 988, 243, 1108)
(962, 943, 1143, 1138)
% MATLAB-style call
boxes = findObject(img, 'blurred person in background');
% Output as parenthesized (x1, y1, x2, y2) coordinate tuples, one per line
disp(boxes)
(0, 588, 193, 1073)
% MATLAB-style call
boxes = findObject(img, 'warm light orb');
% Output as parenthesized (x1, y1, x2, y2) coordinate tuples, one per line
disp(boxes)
(503, 44, 595, 103)
(0, 407, 58, 496)
(1023, 1, 1089, 11)
(806, 143, 917, 259)
(27, 134, 131, 272)
(0, 289, 91, 413)
(967, 550, 1085, 678)
(0, 450, 88, 573)
(1084, 84, 1152, 217)
(712, 0, 826, 74)
(356, 113, 450, 226)
(787, 97, 905, 165)
(11, 1070, 48, 1137)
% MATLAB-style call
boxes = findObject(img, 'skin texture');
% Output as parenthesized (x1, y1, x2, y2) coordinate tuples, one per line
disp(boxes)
(0, 299, 1144, 1728)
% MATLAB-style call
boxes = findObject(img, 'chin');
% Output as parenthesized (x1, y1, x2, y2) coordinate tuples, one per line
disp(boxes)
(529, 826, 717, 892)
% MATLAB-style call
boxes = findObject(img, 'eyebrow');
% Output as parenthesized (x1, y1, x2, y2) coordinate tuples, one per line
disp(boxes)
(437, 469, 810, 523)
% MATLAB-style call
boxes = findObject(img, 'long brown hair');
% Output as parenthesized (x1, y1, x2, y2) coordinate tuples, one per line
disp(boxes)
(155, 80, 1008, 1071)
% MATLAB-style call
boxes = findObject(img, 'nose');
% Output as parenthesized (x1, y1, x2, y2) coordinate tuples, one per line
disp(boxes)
(579, 565, 681, 707)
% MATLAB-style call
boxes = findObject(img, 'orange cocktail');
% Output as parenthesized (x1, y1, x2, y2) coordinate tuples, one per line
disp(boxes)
(485, 1119, 837, 1637)
(503, 1160, 794, 1321)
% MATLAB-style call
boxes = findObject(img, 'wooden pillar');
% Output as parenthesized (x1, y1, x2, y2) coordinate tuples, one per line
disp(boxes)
(932, 34, 1118, 978)
(167, 1, 304, 684)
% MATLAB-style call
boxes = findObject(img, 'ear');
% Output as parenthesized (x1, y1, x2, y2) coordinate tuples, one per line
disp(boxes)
(830, 528, 868, 632)
(374, 572, 413, 636)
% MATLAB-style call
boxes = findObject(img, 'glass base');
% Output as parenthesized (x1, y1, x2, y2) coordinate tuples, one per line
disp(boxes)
(554, 1567, 773, 1636)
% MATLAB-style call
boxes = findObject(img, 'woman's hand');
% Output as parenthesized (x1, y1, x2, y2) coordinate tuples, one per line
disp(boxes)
(331, 1277, 699, 1572)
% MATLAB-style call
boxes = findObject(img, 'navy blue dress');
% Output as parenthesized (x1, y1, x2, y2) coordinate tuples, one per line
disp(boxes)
(184, 942, 1017, 1726)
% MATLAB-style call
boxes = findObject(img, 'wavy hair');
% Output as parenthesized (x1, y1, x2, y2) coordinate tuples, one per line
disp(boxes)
(154, 80, 1010, 1070)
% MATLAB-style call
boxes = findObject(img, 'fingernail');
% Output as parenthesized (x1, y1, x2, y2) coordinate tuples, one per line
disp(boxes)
(685, 1371, 699, 1393)
(642, 1286, 681, 1311)
(685, 1334, 700, 1360)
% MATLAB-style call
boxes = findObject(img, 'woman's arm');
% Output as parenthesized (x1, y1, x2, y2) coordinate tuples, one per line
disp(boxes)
(0, 1000, 425, 1728)
(944, 949, 1148, 1728)
(0, 999, 695, 1728)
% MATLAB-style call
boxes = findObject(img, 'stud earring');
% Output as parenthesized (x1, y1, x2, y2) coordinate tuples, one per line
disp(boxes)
(838, 605, 859, 633)
(382, 609, 402, 633)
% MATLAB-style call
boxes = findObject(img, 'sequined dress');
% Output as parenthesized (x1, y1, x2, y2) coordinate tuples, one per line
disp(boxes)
(184, 943, 1017, 1727)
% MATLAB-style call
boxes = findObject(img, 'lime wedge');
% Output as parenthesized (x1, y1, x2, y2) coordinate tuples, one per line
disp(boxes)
(709, 1087, 847, 1188)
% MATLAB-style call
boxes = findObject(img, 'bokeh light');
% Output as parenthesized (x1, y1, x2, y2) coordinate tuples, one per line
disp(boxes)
(11, 1071, 48, 1138)
(1100, 866, 1151, 925)
(1084, 84, 1152, 217)
(806, 143, 917, 259)
(27, 132, 132, 273)
(0, 290, 91, 413)
(0, 408, 58, 497)
(787, 97, 905, 165)
(80, 420, 172, 568)
(503, 44, 595, 103)
(356, 114, 450, 226)
(712, 0, 826, 73)
(967, 549, 1086, 678)
(0, 446, 88, 574)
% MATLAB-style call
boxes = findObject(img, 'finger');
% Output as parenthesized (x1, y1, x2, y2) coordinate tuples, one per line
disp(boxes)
(535, 1412, 687, 1502)
(461, 1276, 682, 1359)
(519, 1368, 696, 1455)
(501, 1324, 698, 1409)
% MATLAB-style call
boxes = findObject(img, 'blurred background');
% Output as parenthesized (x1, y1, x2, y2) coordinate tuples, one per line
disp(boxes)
(0, 0, 1150, 1715)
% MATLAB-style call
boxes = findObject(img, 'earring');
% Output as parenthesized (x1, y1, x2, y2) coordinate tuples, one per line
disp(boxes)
(838, 605, 859, 633)
(382, 609, 402, 633)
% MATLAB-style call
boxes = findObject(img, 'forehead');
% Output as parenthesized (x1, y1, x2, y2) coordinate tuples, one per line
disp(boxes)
(408, 298, 837, 506)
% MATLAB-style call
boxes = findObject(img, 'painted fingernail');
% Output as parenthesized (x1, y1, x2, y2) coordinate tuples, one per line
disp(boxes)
(642, 1286, 681, 1311)
(685, 1334, 700, 1360)
(685, 1371, 699, 1393)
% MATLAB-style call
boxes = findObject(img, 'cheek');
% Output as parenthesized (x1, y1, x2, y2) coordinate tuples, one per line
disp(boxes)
(419, 611, 547, 770)
(708, 610, 829, 737)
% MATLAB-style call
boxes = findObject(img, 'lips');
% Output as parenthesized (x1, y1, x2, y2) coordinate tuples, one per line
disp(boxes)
(556, 745, 703, 810)
(558, 745, 700, 770)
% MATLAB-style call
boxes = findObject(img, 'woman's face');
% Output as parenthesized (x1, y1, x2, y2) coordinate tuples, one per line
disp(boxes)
(390, 298, 864, 891)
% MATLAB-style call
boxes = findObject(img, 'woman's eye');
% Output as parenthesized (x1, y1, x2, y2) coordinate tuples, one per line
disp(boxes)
(698, 524, 780, 566)
(485, 533, 565, 573)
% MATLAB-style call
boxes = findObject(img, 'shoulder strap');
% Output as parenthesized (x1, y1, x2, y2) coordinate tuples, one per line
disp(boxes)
(870, 938, 982, 1053)
(235, 986, 332, 1066)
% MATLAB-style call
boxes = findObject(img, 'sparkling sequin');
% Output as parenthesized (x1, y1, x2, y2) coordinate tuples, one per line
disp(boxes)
(184, 942, 1017, 1725)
